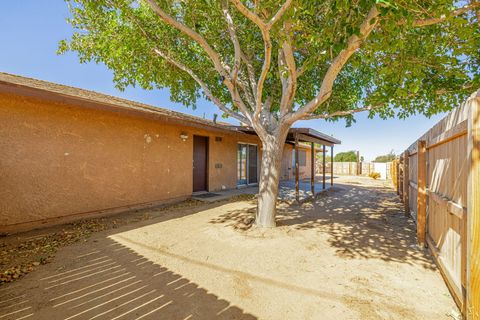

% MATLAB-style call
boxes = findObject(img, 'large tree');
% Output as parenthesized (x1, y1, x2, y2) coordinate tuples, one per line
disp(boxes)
(61, 0, 480, 227)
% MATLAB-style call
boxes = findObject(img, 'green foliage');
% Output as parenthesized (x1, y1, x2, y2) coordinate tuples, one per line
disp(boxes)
(60, 0, 480, 123)
(334, 151, 358, 162)
(374, 150, 396, 162)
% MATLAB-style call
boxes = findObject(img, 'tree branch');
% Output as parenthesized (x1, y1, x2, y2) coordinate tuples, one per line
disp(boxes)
(266, 0, 293, 28)
(222, 1, 242, 86)
(279, 21, 297, 116)
(303, 104, 385, 120)
(229, 0, 292, 29)
(284, 2, 480, 124)
(253, 29, 272, 118)
(284, 6, 380, 124)
(230, 0, 293, 119)
(109, 1, 249, 124)
(235, 76, 256, 107)
(229, 0, 266, 28)
(144, 0, 254, 123)
(476, 0, 480, 25)
(241, 52, 257, 94)
(304, 81, 473, 120)
(296, 63, 308, 78)
(152, 48, 249, 124)
(220, 2, 257, 110)
(144, 0, 229, 79)
(411, 2, 480, 27)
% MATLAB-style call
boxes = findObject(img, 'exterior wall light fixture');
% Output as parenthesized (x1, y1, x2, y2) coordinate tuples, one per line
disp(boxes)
(180, 132, 189, 141)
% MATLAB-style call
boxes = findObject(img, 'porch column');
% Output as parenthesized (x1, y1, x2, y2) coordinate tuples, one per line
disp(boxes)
(295, 133, 299, 202)
(331, 145, 334, 186)
(356, 151, 361, 175)
(322, 144, 326, 190)
(311, 142, 315, 196)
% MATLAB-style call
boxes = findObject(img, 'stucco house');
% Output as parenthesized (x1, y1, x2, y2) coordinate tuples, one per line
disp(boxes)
(0, 73, 340, 232)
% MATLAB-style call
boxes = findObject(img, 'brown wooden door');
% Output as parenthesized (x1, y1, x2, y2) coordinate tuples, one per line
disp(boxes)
(193, 135, 208, 192)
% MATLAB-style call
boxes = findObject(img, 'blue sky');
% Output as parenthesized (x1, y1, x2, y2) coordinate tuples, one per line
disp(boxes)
(0, 1, 448, 161)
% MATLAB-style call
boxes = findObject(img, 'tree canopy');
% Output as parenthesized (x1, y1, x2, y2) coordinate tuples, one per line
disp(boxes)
(60, 0, 480, 129)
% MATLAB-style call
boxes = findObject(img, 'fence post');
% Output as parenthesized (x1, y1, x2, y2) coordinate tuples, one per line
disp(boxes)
(403, 151, 410, 216)
(356, 151, 360, 175)
(467, 91, 480, 319)
(396, 160, 400, 195)
(399, 155, 404, 199)
(417, 140, 427, 247)
(330, 146, 334, 186)
(295, 133, 300, 202)
(322, 145, 326, 190)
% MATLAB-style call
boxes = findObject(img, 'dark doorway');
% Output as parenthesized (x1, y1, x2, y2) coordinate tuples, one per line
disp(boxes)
(193, 135, 208, 192)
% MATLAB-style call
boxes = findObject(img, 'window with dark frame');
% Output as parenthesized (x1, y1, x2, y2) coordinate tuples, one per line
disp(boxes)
(237, 143, 258, 185)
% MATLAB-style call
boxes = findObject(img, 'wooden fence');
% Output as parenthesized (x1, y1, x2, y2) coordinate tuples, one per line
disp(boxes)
(317, 161, 392, 179)
(395, 90, 480, 319)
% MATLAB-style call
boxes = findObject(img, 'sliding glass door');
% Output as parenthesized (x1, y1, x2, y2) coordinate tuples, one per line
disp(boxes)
(237, 144, 258, 186)
(237, 144, 248, 185)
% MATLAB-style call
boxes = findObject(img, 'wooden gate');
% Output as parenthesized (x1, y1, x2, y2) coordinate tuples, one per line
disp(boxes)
(397, 90, 480, 318)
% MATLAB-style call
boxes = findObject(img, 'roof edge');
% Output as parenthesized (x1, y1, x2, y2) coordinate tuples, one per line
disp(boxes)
(0, 72, 234, 132)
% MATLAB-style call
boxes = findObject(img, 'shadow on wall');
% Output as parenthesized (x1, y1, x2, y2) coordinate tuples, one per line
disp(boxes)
(0, 233, 256, 320)
(210, 181, 437, 270)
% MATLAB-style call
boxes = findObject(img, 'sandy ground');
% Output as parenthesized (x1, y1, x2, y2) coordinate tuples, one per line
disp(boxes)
(0, 176, 457, 320)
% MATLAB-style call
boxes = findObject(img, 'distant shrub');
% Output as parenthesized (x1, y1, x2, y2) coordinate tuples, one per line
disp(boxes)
(334, 150, 358, 162)
(374, 150, 396, 163)
(369, 172, 381, 180)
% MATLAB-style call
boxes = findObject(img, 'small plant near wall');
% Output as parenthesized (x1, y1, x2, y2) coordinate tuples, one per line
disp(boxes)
(369, 172, 381, 180)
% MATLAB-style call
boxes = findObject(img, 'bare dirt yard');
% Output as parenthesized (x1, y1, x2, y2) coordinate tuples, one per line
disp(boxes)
(0, 176, 457, 320)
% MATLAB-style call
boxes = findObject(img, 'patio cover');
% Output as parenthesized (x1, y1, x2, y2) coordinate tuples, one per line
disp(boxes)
(236, 126, 341, 201)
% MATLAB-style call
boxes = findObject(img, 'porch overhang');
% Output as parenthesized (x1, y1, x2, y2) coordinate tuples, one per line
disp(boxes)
(234, 125, 341, 202)
(285, 128, 341, 147)
(233, 126, 341, 146)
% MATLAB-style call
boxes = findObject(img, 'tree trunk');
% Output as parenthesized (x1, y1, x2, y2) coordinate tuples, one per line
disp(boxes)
(256, 132, 287, 228)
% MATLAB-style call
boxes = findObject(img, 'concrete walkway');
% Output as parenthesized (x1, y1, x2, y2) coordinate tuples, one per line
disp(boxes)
(192, 179, 329, 203)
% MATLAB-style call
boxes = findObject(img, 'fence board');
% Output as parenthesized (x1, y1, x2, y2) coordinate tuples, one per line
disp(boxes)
(401, 90, 480, 317)
(467, 92, 480, 319)
(318, 161, 392, 179)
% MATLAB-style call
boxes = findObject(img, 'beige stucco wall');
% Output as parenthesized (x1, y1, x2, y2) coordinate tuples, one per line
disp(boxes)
(0, 92, 260, 232)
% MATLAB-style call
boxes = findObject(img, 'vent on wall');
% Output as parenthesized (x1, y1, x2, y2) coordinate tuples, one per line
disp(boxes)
(215, 136, 223, 142)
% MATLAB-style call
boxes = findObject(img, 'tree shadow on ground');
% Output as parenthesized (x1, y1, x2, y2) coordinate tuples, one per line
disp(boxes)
(0, 201, 257, 320)
(0, 179, 437, 319)
(210, 181, 437, 270)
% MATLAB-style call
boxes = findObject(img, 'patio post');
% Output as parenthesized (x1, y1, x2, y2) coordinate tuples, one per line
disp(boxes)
(322, 144, 326, 189)
(311, 142, 315, 197)
(331, 145, 334, 186)
(295, 133, 299, 202)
